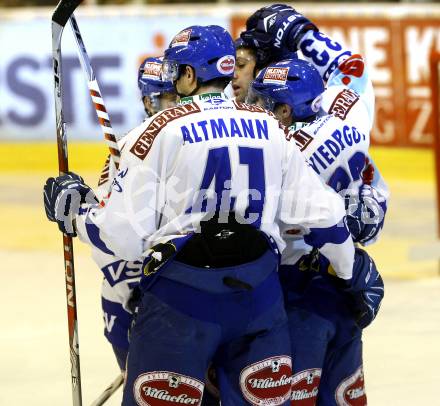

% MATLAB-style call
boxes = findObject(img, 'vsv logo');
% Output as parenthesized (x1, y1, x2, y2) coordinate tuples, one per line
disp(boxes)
(103, 313, 117, 333)
(101, 259, 143, 286)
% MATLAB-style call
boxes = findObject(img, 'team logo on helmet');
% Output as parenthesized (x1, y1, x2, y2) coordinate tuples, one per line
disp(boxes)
(133, 371, 203, 405)
(263, 13, 278, 31)
(240, 356, 292, 405)
(216, 55, 235, 75)
(171, 29, 192, 48)
(263, 67, 290, 85)
(142, 62, 162, 81)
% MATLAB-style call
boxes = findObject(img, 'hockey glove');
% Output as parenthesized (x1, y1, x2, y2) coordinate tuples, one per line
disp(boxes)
(317, 248, 384, 329)
(345, 184, 387, 245)
(240, 3, 318, 60)
(44, 172, 97, 236)
(347, 248, 384, 329)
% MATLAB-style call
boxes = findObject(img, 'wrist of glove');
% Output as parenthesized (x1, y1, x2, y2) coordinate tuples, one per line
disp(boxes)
(351, 274, 384, 329)
(44, 172, 98, 236)
(240, 4, 318, 58)
(336, 248, 384, 329)
(318, 248, 384, 329)
(345, 184, 387, 245)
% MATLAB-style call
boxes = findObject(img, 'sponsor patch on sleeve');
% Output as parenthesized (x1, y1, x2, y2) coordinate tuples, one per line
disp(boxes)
(130, 103, 201, 160)
(263, 67, 290, 85)
(328, 88, 359, 121)
(98, 154, 111, 186)
(335, 366, 367, 406)
(286, 129, 314, 151)
(133, 371, 203, 406)
(240, 356, 292, 405)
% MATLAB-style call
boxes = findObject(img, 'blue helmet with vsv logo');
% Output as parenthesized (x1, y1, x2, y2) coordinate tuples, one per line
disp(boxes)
(138, 56, 174, 97)
(163, 25, 235, 84)
(250, 59, 324, 121)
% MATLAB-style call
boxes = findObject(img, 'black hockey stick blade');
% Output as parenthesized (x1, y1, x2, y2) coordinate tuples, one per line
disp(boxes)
(52, 0, 83, 27)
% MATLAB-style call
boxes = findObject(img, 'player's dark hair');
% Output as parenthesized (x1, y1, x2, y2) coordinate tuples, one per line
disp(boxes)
(178, 64, 229, 92)
(201, 76, 231, 90)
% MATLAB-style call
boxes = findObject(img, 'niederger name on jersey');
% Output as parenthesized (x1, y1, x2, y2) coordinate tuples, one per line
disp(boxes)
(307, 124, 366, 175)
(329, 88, 359, 120)
(263, 67, 289, 85)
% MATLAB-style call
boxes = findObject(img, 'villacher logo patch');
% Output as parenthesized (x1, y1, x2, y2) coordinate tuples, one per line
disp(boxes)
(133, 371, 203, 406)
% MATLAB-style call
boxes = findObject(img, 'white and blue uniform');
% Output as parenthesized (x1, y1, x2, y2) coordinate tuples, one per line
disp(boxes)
(280, 30, 388, 405)
(76, 93, 354, 278)
(92, 138, 142, 370)
(74, 92, 354, 405)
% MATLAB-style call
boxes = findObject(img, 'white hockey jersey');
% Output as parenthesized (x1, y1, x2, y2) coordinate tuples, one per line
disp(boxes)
(281, 30, 390, 265)
(88, 138, 142, 346)
(76, 92, 355, 280)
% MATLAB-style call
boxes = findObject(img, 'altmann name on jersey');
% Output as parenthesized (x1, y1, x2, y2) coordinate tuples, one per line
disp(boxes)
(181, 118, 269, 143)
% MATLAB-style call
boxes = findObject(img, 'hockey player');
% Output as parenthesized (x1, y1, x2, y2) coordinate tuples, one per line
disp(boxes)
(138, 56, 177, 117)
(242, 4, 388, 405)
(87, 56, 178, 372)
(231, 39, 258, 102)
(44, 24, 357, 405)
(232, 38, 296, 103)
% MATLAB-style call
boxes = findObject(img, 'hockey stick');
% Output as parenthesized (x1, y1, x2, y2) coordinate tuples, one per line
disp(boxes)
(66, 13, 124, 406)
(52, 1, 84, 405)
(90, 373, 124, 406)
(69, 14, 121, 170)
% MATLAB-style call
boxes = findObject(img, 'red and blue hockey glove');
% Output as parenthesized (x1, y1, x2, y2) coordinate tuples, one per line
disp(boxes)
(44, 172, 97, 236)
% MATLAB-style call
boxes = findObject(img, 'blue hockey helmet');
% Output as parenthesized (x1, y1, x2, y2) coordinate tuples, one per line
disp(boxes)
(250, 59, 324, 121)
(163, 25, 235, 84)
(138, 56, 174, 97)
